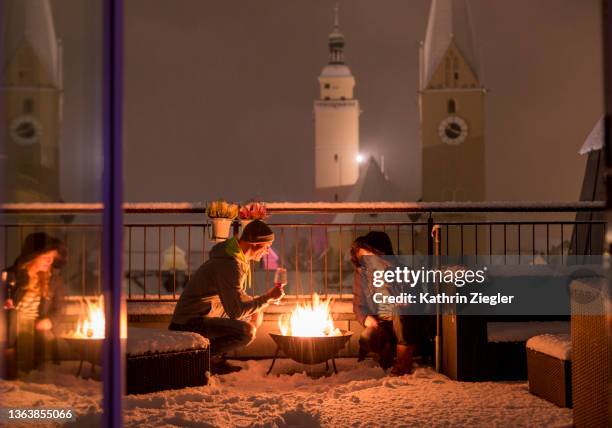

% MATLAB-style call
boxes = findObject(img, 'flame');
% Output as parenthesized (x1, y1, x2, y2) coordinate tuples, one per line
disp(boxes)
(74, 296, 105, 339)
(278, 293, 342, 337)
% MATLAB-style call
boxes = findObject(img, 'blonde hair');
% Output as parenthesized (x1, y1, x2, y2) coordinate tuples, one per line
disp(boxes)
(21, 260, 51, 299)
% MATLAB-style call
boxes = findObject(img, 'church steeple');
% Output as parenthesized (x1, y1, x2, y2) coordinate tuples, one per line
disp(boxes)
(419, 0, 485, 203)
(318, 3, 355, 101)
(2, 0, 62, 87)
(328, 3, 345, 65)
(421, 0, 480, 90)
(2, 0, 63, 202)
(314, 3, 360, 192)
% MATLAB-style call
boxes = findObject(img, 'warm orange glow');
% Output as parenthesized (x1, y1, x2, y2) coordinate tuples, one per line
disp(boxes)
(74, 296, 105, 339)
(278, 293, 341, 337)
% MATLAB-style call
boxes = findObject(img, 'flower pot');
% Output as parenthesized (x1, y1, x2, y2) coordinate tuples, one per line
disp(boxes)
(241, 219, 253, 230)
(210, 218, 233, 242)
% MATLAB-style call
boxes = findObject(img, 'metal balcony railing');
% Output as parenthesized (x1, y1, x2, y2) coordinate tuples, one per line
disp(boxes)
(1, 201, 605, 302)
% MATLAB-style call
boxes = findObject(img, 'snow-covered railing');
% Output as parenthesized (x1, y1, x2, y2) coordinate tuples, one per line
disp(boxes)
(0, 200, 606, 214)
(1, 201, 606, 301)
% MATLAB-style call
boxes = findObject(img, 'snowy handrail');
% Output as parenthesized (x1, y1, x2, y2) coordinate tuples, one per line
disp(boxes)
(0, 201, 605, 214)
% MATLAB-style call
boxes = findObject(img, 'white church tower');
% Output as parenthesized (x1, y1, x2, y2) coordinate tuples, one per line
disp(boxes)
(314, 5, 360, 198)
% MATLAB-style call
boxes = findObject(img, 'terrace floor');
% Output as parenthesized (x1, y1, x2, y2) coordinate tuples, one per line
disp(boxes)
(0, 359, 572, 427)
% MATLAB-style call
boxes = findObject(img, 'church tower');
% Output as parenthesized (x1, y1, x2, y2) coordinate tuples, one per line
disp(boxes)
(314, 5, 360, 199)
(419, 0, 485, 202)
(2, 0, 63, 202)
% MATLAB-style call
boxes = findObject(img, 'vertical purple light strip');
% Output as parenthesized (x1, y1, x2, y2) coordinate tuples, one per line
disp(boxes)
(102, 0, 124, 426)
(0, 0, 6, 380)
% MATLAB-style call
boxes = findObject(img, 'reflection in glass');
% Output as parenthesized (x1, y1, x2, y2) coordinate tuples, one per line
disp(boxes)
(1, 1, 104, 425)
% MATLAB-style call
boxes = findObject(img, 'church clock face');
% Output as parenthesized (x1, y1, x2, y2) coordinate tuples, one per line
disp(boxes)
(9, 115, 42, 146)
(438, 116, 468, 145)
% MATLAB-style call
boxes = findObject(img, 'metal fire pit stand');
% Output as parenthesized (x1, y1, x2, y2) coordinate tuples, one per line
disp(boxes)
(63, 337, 102, 378)
(265, 331, 352, 376)
(266, 346, 339, 375)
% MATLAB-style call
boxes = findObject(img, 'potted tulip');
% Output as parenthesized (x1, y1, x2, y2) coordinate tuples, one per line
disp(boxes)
(206, 200, 239, 241)
(239, 201, 269, 230)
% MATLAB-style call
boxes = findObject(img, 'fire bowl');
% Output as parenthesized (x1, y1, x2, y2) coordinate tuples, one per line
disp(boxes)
(61, 336, 103, 366)
(269, 330, 352, 365)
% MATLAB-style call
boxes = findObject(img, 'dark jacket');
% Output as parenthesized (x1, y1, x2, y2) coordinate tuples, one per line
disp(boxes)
(171, 238, 269, 324)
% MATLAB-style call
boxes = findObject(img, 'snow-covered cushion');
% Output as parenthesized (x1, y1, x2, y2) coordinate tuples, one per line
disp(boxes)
(526, 333, 571, 361)
(127, 327, 209, 356)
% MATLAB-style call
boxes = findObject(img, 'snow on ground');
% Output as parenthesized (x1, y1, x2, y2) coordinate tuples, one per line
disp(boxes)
(0, 359, 572, 428)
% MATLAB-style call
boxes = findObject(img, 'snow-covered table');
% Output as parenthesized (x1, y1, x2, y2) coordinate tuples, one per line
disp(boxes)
(126, 327, 210, 394)
(526, 333, 572, 408)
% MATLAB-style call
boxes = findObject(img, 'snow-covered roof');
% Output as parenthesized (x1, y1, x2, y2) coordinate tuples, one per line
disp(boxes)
(333, 157, 410, 224)
(320, 64, 353, 77)
(422, 0, 479, 88)
(579, 116, 604, 155)
(2, 0, 60, 86)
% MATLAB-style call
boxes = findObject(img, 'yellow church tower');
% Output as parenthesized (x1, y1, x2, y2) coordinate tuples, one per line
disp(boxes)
(419, 0, 485, 202)
(314, 5, 360, 200)
(2, 0, 62, 202)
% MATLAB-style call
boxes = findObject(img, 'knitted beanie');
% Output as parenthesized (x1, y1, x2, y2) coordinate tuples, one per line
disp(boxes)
(240, 220, 275, 243)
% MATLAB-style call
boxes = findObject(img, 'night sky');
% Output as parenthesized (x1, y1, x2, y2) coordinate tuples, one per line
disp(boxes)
(52, 0, 603, 203)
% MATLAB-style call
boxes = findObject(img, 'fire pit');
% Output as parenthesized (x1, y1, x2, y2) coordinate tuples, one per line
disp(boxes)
(267, 330, 352, 374)
(266, 293, 352, 375)
(62, 337, 103, 377)
(63, 296, 105, 377)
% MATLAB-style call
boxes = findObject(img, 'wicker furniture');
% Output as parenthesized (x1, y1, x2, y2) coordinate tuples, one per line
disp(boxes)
(526, 334, 572, 408)
(441, 315, 570, 381)
(125, 327, 210, 395)
(126, 348, 210, 394)
(570, 278, 611, 427)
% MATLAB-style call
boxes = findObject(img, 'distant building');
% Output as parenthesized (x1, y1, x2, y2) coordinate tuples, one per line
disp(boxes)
(1, 0, 62, 202)
(333, 156, 405, 224)
(331, 157, 422, 255)
(419, 0, 485, 202)
(314, 5, 360, 201)
(571, 116, 605, 256)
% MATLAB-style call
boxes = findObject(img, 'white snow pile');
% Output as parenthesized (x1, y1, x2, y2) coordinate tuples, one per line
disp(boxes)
(127, 327, 209, 356)
(527, 334, 572, 361)
(0, 359, 573, 427)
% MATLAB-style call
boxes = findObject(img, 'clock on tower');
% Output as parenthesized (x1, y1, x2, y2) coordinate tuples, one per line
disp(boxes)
(419, 0, 486, 202)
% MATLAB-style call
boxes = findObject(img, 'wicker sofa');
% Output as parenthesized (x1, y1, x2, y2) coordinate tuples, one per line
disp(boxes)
(126, 327, 210, 394)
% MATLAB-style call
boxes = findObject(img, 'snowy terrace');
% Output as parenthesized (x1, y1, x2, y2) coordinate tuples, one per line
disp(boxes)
(1, 360, 573, 427)
(0, 201, 606, 426)
(1, 201, 604, 360)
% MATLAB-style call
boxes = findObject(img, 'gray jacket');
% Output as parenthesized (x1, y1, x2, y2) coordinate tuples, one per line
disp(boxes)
(171, 238, 269, 324)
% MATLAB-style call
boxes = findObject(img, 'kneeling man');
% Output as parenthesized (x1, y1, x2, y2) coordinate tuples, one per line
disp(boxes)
(169, 220, 284, 373)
